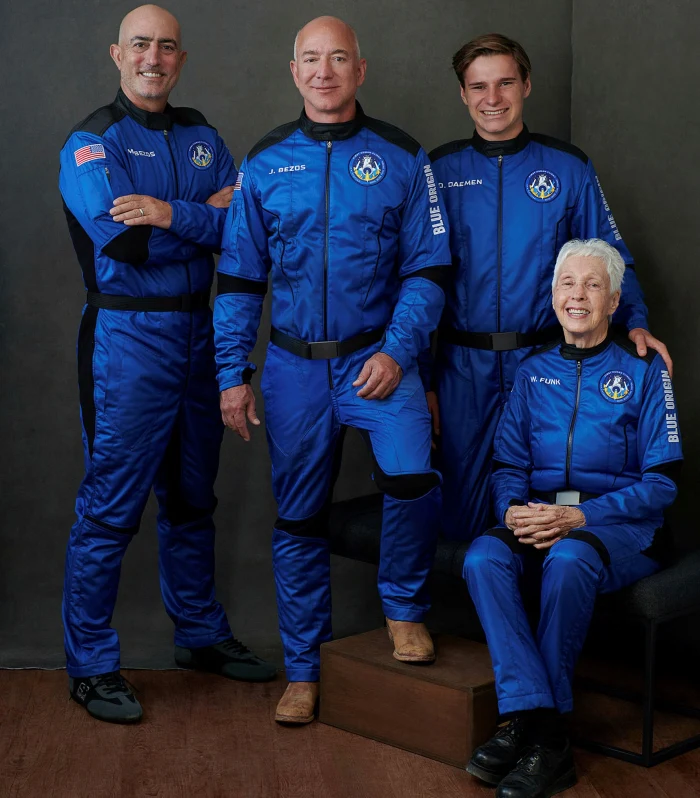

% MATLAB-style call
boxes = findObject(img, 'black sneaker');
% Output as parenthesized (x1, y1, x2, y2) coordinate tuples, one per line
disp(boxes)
(496, 741, 577, 798)
(467, 717, 532, 785)
(69, 672, 143, 724)
(174, 636, 278, 682)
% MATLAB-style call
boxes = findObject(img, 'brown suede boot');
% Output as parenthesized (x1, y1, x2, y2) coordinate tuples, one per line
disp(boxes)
(274, 681, 319, 724)
(386, 618, 435, 663)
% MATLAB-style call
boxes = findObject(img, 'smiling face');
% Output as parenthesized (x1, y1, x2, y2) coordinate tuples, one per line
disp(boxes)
(110, 5, 187, 112)
(290, 17, 366, 123)
(460, 53, 530, 141)
(553, 255, 621, 347)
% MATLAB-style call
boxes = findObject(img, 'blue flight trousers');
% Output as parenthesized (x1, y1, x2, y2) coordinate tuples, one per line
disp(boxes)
(262, 342, 441, 682)
(463, 523, 660, 714)
(63, 308, 232, 678)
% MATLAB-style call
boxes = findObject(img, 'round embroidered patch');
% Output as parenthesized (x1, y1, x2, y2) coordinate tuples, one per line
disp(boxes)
(349, 150, 386, 185)
(189, 140, 214, 169)
(525, 169, 560, 202)
(600, 370, 634, 403)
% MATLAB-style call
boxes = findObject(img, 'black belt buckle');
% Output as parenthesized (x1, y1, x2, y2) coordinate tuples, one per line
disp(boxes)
(308, 340, 340, 359)
(490, 331, 520, 351)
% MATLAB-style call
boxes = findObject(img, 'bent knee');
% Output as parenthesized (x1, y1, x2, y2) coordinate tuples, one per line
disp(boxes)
(545, 536, 607, 576)
(463, 531, 517, 579)
(275, 506, 330, 539)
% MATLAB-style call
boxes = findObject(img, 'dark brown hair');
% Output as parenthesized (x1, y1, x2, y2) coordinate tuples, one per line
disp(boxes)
(452, 33, 531, 86)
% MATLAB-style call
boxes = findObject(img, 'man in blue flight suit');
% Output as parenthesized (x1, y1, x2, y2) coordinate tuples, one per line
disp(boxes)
(214, 16, 451, 724)
(428, 33, 672, 541)
(59, 4, 275, 724)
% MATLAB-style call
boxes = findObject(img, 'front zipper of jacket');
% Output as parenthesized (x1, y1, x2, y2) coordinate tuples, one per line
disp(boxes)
(565, 360, 583, 488)
(164, 129, 193, 379)
(497, 154, 504, 395)
(324, 140, 333, 389)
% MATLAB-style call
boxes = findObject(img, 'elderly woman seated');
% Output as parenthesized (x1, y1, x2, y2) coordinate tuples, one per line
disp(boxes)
(463, 238, 682, 798)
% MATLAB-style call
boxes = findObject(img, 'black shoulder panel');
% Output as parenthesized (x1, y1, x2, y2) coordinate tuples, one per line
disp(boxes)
(171, 106, 213, 128)
(529, 133, 589, 165)
(612, 331, 657, 365)
(521, 337, 562, 362)
(363, 117, 421, 156)
(248, 120, 300, 161)
(429, 139, 472, 163)
(68, 104, 125, 140)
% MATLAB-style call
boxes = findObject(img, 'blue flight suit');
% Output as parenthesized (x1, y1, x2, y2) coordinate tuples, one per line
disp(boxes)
(429, 127, 649, 540)
(59, 90, 237, 677)
(463, 332, 682, 714)
(214, 105, 451, 681)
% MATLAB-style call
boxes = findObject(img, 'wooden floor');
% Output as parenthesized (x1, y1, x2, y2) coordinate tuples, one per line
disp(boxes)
(1, 669, 699, 798)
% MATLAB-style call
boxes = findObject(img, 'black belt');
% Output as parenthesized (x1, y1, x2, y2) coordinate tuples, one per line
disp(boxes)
(531, 490, 600, 506)
(440, 325, 559, 351)
(270, 326, 384, 360)
(87, 291, 210, 312)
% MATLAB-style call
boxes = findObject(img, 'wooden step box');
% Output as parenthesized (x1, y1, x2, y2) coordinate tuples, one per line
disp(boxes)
(319, 628, 499, 768)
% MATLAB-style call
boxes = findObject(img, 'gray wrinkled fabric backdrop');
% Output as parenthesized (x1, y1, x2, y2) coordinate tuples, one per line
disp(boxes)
(1, 0, 696, 668)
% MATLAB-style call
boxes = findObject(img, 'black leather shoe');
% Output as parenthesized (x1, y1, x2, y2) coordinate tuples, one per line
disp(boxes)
(496, 741, 577, 798)
(69, 672, 143, 724)
(175, 636, 278, 682)
(467, 718, 531, 785)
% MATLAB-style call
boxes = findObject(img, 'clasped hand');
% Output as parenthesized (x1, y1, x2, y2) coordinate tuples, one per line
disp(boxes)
(504, 502, 586, 550)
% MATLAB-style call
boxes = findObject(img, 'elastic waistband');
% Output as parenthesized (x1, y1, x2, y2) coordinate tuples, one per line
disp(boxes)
(86, 291, 211, 312)
(439, 325, 559, 351)
(531, 489, 600, 506)
(270, 326, 384, 360)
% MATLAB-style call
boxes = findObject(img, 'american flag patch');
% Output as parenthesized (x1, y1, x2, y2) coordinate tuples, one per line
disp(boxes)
(233, 171, 244, 190)
(74, 144, 106, 167)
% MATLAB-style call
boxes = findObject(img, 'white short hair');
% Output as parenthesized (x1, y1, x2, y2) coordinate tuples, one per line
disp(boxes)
(552, 238, 625, 295)
(293, 23, 361, 61)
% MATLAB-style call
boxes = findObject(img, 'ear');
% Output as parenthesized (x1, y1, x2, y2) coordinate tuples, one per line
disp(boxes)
(179, 50, 188, 69)
(356, 57, 367, 87)
(290, 59, 299, 88)
(523, 76, 532, 99)
(109, 43, 122, 70)
(460, 83, 468, 107)
(609, 290, 621, 315)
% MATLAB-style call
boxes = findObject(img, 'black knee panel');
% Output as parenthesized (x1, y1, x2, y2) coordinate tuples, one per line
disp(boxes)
(276, 506, 331, 539)
(373, 468, 440, 501)
(565, 529, 610, 566)
(483, 526, 521, 553)
(165, 497, 217, 526)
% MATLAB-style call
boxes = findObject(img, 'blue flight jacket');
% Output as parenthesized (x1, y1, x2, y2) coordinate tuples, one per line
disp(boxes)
(59, 89, 237, 296)
(214, 105, 451, 390)
(492, 333, 682, 546)
(429, 126, 648, 338)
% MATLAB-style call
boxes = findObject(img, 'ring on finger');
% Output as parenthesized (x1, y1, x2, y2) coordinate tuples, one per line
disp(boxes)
(139, 207, 145, 217)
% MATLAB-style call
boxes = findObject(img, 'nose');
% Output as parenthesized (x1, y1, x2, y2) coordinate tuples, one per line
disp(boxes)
(571, 282, 587, 300)
(315, 56, 334, 80)
(145, 41, 161, 64)
(485, 84, 501, 106)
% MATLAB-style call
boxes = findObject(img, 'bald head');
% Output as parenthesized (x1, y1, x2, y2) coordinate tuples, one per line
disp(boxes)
(110, 4, 187, 112)
(293, 16, 360, 62)
(118, 4, 181, 48)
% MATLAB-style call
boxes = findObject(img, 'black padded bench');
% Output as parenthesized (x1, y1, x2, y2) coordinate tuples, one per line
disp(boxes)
(328, 494, 700, 767)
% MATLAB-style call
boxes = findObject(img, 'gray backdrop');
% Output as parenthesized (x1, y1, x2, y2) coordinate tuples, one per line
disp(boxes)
(0, 0, 695, 669)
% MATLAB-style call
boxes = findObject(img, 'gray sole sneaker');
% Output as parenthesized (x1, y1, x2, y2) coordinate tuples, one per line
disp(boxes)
(69, 673, 143, 724)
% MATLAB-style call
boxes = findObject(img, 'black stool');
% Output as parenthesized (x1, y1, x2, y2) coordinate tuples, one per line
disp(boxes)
(574, 549, 700, 766)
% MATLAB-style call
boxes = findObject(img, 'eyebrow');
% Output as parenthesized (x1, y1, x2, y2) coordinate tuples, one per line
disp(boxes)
(301, 48, 350, 56)
(467, 75, 518, 86)
(129, 36, 179, 46)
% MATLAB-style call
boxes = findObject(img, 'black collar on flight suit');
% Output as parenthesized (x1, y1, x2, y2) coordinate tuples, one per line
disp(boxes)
(559, 328, 614, 361)
(114, 88, 175, 130)
(470, 124, 531, 158)
(299, 101, 366, 141)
